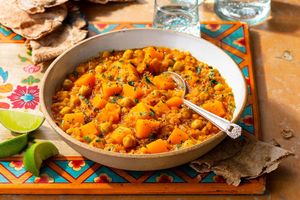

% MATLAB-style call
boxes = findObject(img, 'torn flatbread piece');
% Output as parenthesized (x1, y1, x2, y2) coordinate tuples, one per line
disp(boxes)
(17, 0, 69, 14)
(27, 7, 88, 64)
(190, 135, 293, 186)
(0, 0, 67, 40)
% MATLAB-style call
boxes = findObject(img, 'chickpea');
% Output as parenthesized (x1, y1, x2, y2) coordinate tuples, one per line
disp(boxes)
(181, 108, 192, 119)
(99, 122, 111, 134)
(76, 66, 85, 74)
(191, 119, 204, 129)
(120, 97, 134, 107)
(60, 106, 71, 115)
(95, 64, 105, 73)
(62, 79, 73, 90)
(69, 95, 80, 108)
(102, 51, 111, 58)
(173, 61, 184, 71)
(181, 139, 195, 148)
(56, 91, 69, 100)
(122, 134, 137, 148)
(134, 49, 144, 58)
(79, 85, 91, 96)
(123, 49, 133, 59)
(214, 83, 224, 91)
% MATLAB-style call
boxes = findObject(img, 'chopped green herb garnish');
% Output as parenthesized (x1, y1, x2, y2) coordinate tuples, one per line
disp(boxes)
(79, 95, 91, 106)
(149, 108, 155, 117)
(134, 98, 139, 103)
(228, 93, 234, 97)
(83, 136, 91, 143)
(95, 139, 101, 142)
(208, 66, 213, 69)
(196, 67, 202, 74)
(144, 75, 153, 85)
(128, 81, 135, 86)
(210, 79, 218, 85)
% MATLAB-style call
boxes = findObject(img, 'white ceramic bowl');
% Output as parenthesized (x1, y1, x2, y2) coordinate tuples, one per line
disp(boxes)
(41, 29, 247, 171)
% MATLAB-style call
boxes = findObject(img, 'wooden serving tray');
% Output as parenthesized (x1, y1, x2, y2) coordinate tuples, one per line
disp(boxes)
(0, 22, 264, 194)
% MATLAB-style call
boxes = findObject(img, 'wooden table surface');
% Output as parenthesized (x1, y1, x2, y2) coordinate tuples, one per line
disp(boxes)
(1, 0, 299, 199)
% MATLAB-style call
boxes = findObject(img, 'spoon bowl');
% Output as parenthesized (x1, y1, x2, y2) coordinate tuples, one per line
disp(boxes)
(164, 71, 242, 139)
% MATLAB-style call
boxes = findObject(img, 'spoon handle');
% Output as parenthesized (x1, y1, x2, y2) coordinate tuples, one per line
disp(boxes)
(183, 99, 242, 139)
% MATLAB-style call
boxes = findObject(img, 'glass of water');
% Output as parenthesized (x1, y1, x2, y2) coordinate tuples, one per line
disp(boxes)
(153, 0, 200, 37)
(215, 0, 271, 26)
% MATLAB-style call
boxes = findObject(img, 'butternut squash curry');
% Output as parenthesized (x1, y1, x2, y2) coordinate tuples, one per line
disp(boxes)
(51, 47, 235, 154)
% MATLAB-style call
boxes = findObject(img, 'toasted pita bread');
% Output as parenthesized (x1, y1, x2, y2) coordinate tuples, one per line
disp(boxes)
(27, 6, 88, 64)
(87, 0, 135, 4)
(190, 135, 293, 186)
(17, 0, 69, 14)
(0, 0, 67, 40)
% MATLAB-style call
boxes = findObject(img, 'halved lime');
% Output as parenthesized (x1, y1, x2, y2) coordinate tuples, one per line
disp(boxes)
(0, 134, 28, 158)
(23, 141, 59, 176)
(0, 110, 45, 133)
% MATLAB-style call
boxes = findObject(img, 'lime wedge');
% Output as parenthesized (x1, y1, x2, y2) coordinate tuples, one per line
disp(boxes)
(23, 141, 59, 177)
(0, 110, 45, 133)
(0, 134, 28, 158)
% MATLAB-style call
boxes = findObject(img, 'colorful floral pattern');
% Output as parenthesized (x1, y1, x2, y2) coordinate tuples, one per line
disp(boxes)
(156, 174, 173, 183)
(9, 161, 24, 171)
(23, 65, 41, 74)
(94, 173, 112, 183)
(34, 174, 54, 183)
(8, 85, 39, 109)
(68, 160, 86, 171)
(21, 75, 40, 85)
(234, 37, 246, 48)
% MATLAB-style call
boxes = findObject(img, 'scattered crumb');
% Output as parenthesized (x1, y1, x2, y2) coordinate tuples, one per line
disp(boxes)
(281, 128, 294, 139)
(281, 50, 293, 61)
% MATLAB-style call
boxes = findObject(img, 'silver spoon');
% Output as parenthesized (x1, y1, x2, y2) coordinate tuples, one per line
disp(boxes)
(164, 71, 242, 139)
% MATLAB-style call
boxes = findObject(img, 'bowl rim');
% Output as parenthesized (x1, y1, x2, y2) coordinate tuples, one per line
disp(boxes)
(41, 28, 247, 159)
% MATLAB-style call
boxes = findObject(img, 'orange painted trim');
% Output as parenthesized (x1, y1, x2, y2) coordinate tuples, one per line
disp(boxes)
(0, 177, 265, 195)
(243, 23, 262, 140)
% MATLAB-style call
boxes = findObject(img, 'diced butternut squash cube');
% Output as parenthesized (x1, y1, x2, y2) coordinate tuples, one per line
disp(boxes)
(202, 100, 226, 117)
(102, 82, 122, 99)
(135, 119, 160, 139)
(110, 127, 133, 144)
(97, 103, 120, 123)
(123, 84, 144, 99)
(74, 73, 95, 87)
(166, 96, 183, 108)
(80, 121, 99, 136)
(153, 101, 170, 116)
(168, 127, 189, 144)
(62, 113, 85, 130)
(149, 58, 162, 74)
(146, 139, 169, 154)
(153, 74, 176, 90)
(129, 102, 152, 119)
(144, 47, 164, 61)
(91, 94, 107, 109)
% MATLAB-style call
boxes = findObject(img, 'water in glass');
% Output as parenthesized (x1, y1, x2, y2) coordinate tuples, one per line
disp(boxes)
(215, 0, 271, 25)
(153, 0, 200, 36)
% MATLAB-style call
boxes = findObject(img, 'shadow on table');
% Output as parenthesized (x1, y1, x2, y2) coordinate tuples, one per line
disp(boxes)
(254, 1, 300, 34)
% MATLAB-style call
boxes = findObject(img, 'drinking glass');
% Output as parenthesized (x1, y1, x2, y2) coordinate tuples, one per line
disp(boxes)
(215, 0, 271, 26)
(153, 0, 200, 37)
